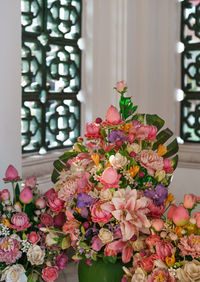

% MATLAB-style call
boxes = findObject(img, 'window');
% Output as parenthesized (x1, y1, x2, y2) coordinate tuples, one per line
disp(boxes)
(180, 0, 200, 143)
(21, 0, 82, 154)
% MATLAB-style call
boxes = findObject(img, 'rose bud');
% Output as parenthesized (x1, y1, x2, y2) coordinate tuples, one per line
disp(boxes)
(19, 187, 33, 204)
(116, 80, 127, 92)
(27, 231, 40, 244)
(172, 205, 190, 226)
(54, 212, 66, 228)
(25, 176, 37, 188)
(152, 219, 164, 232)
(183, 194, 197, 209)
(35, 198, 46, 209)
(1, 189, 10, 201)
(3, 165, 20, 181)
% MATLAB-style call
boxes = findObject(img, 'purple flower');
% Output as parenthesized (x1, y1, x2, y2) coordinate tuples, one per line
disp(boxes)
(77, 193, 95, 218)
(108, 130, 127, 143)
(55, 253, 68, 270)
(145, 184, 168, 206)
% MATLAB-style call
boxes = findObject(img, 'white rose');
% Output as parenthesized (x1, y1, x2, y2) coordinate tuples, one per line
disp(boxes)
(98, 228, 113, 244)
(155, 169, 166, 181)
(27, 245, 45, 265)
(177, 260, 200, 282)
(131, 267, 146, 282)
(45, 232, 59, 246)
(1, 264, 27, 282)
(99, 189, 113, 201)
(127, 143, 141, 154)
(109, 153, 127, 169)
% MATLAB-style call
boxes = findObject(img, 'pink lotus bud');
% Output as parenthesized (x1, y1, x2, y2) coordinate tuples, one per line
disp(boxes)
(152, 219, 164, 232)
(3, 165, 20, 181)
(116, 80, 127, 92)
(172, 205, 189, 226)
(183, 194, 197, 209)
(25, 176, 37, 188)
(35, 198, 46, 209)
(105, 105, 123, 126)
(167, 204, 177, 220)
(27, 231, 40, 244)
(1, 189, 10, 201)
(194, 212, 200, 228)
(85, 123, 101, 138)
(19, 187, 33, 204)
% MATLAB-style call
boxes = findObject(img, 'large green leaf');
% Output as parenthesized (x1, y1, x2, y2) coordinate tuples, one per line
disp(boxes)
(146, 114, 165, 131)
(163, 138, 179, 158)
(152, 128, 173, 151)
(15, 183, 20, 202)
(171, 154, 179, 170)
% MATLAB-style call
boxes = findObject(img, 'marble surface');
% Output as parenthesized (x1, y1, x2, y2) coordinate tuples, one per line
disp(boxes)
(57, 263, 78, 282)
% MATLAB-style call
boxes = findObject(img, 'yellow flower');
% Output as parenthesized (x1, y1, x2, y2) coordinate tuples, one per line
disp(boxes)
(165, 193, 175, 205)
(91, 154, 100, 166)
(1, 219, 10, 227)
(165, 254, 175, 267)
(75, 207, 82, 214)
(157, 144, 167, 157)
(120, 122, 132, 133)
(127, 165, 140, 178)
(175, 226, 184, 237)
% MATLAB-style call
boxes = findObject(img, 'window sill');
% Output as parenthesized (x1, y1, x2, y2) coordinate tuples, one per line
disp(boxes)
(178, 144, 200, 169)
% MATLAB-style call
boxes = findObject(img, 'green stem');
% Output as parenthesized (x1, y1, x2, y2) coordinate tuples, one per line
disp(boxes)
(11, 182, 16, 203)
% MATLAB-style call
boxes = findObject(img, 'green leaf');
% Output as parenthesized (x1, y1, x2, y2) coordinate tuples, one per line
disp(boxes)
(146, 114, 165, 131)
(163, 138, 179, 158)
(59, 150, 78, 162)
(171, 154, 179, 169)
(51, 169, 60, 183)
(152, 128, 173, 150)
(25, 203, 35, 218)
(15, 183, 20, 202)
(103, 255, 117, 264)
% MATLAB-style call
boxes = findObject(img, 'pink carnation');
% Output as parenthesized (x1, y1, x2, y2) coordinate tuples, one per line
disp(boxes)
(147, 268, 176, 282)
(137, 150, 163, 176)
(0, 237, 21, 264)
(178, 235, 200, 258)
(90, 201, 113, 223)
(10, 212, 31, 231)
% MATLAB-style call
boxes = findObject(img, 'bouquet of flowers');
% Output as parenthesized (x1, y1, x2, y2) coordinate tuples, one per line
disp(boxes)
(52, 81, 179, 266)
(0, 165, 68, 282)
(122, 193, 200, 282)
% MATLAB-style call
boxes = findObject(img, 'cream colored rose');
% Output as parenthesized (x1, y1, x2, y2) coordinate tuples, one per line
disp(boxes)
(155, 169, 166, 181)
(177, 260, 200, 282)
(131, 267, 146, 282)
(98, 228, 113, 244)
(1, 264, 27, 282)
(99, 189, 113, 201)
(109, 153, 127, 169)
(127, 143, 141, 154)
(131, 236, 146, 251)
(27, 245, 45, 265)
(45, 232, 59, 246)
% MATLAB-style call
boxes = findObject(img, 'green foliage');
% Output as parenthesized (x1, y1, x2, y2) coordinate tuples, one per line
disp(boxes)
(15, 183, 20, 202)
(119, 94, 138, 121)
(103, 255, 117, 264)
(146, 114, 165, 131)
(152, 128, 173, 151)
(163, 139, 179, 158)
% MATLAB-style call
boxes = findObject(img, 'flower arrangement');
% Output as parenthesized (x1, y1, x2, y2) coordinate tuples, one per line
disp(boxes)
(51, 81, 179, 266)
(122, 193, 200, 282)
(0, 165, 68, 282)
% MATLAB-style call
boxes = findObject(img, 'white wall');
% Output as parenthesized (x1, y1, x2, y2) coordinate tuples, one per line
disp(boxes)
(0, 2, 21, 188)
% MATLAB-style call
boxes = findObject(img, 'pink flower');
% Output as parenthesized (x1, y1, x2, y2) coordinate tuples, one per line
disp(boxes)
(58, 178, 79, 201)
(0, 237, 21, 264)
(116, 80, 127, 92)
(178, 235, 200, 258)
(46, 190, 64, 213)
(27, 231, 40, 244)
(19, 187, 33, 204)
(147, 201, 165, 219)
(85, 122, 102, 138)
(90, 201, 113, 223)
(155, 240, 174, 261)
(137, 150, 163, 176)
(54, 212, 66, 228)
(40, 213, 54, 226)
(141, 254, 158, 272)
(183, 194, 197, 209)
(62, 220, 80, 243)
(108, 239, 133, 263)
(3, 165, 20, 181)
(147, 268, 176, 282)
(172, 205, 189, 226)
(134, 125, 157, 141)
(55, 253, 68, 270)
(1, 189, 10, 201)
(194, 212, 200, 228)
(152, 219, 164, 232)
(104, 244, 117, 257)
(147, 126, 157, 140)
(103, 105, 124, 126)
(44, 188, 55, 199)
(42, 266, 59, 282)
(91, 236, 104, 251)
(146, 235, 161, 249)
(25, 176, 37, 188)
(36, 198, 46, 209)
(98, 167, 121, 189)
(10, 212, 31, 231)
(163, 158, 174, 173)
(167, 204, 177, 220)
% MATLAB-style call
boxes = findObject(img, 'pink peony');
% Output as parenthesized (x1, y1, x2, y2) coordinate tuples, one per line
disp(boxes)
(0, 237, 21, 264)
(25, 175, 37, 188)
(137, 150, 163, 176)
(152, 219, 164, 232)
(163, 158, 174, 173)
(1, 189, 10, 201)
(19, 187, 33, 204)
(46, 190, 64, 213)
(90, 201, 113, 223)
(103, 105, 124, 126)
(3, 165, 20, 181)
(134, 125, 157, 141)
(183, 194, 197, 209)
(58, 178, 79, 201)
(172, 205, 189, 226)
(141, 254, 158, 272)
(98, 167, 121, 189)
(146, 235, 161, 249)
(42, 266, 59, 282)
(178, 235, 200, 258)
(10, 212, 31, 231)
(147, 201, 165, 218)
(155, 240, 174, 261)
(85, 122, 102, 139)
(147, 268, 176, 282)
(116, 80, 127, 92)
(36, 198, 46, 209)
(40, 213, 54, 227)
(27, 231, 40, 244)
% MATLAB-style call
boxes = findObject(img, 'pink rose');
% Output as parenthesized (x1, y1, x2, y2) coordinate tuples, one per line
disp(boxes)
(178, 235, 200, 258)
(147, 268, 176, 282)
(10, 212, 31, 231)
(137, 150, 163, 176)
(36, 198, 46, 209)
(85, 122, 102, 138)
(90, 201, 112, 223)
(163, 158, 173, 173)
(183, 194, 197, 209)
(27, 231, 40, 244)
(116, 80, 127, 92)
(172, 205, 189, 226)
(147, 201, 165, 218)
(1, 189, 10, 201)
(146, 235, 160, 249)
(40, 213, 54, 226)
(25, 176, 37, 188)
(19, 187, 33, 204)
(141, 254, 158, 272)
(103, 105, 123, 126)
(98, 167, 121, 189)
(42, 266, 59, 282)
(47, 191, 64, 213)
(155, 240, 174, 261)
(3, 165, 20, 181)
(44, 188, 55, 199)
(152, 219, 164, 232)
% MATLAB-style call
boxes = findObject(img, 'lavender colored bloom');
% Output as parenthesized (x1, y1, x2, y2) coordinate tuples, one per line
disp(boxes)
(77, 193, 95, 218)
(145, 184, 168, 206)
(108, 130, 127, 143)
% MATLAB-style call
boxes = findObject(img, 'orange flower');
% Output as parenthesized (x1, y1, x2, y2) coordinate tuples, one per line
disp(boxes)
(175, 226, 184, 237)
(1, 219, 10, 227)
(91, 153, 100, 166)
(165, 254, 175, 267)
(127, 165, 140, 178)
(157, 144, 167, 157)
(120, 122, 132, 133)
(165, 193, 175, 205)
